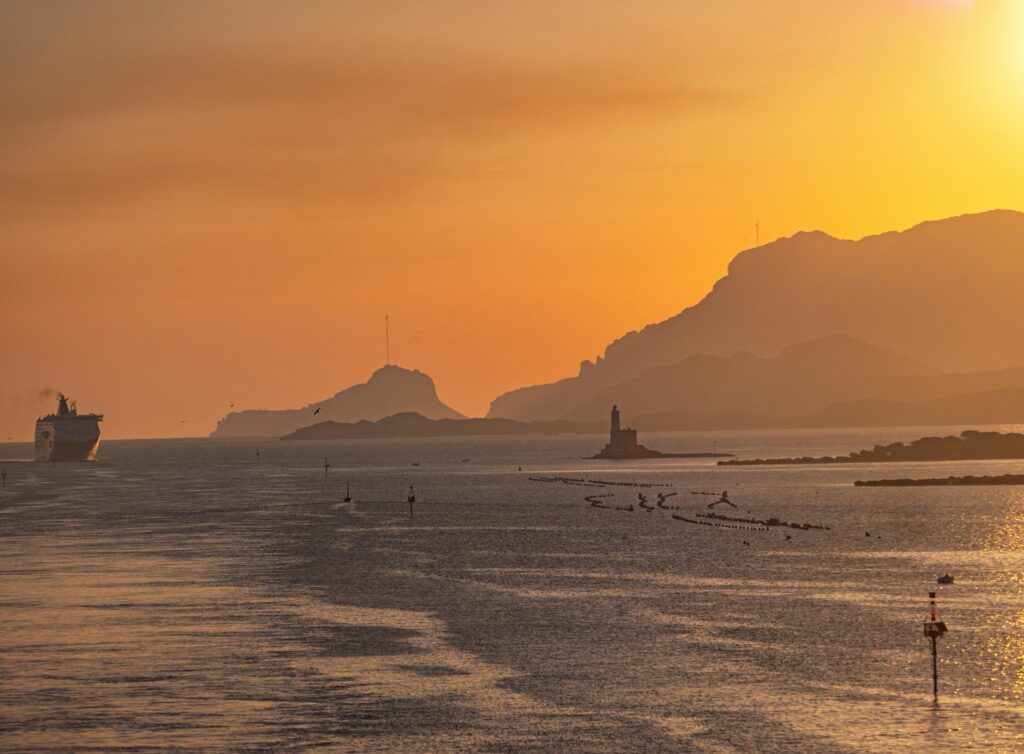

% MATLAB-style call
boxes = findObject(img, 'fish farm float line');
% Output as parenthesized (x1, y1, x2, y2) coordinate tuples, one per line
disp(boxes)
(530, 476, 673, 488)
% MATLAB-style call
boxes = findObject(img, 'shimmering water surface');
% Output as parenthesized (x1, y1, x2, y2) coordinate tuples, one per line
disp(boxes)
(2, 426, 1024, 752)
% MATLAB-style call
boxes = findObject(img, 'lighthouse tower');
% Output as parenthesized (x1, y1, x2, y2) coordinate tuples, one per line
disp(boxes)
(606, 404, 638, 453)
(592, 404, 702, 459)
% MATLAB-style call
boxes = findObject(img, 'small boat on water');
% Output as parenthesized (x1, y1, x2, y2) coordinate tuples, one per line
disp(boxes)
(937, 573, 954, 584)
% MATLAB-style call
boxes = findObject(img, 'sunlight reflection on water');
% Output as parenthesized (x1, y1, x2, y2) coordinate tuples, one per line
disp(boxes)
(3, 430, 1024, 751)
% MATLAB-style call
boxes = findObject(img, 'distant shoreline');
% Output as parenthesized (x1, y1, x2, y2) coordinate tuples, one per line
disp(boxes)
(855, 474, 1024, 487)
(719, 430, 1024, 466)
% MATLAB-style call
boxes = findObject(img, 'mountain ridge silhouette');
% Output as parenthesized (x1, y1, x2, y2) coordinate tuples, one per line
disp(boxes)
(489, 210, 1024, 420)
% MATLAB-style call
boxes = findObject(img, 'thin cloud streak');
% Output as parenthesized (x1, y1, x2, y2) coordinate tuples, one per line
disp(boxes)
(1, 46, 731, 208)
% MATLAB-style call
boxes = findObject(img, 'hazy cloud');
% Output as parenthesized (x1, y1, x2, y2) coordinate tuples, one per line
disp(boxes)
(1, 39, 726, 208)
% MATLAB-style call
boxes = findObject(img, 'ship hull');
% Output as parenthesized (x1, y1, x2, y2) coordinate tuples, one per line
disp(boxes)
(35, 420, 101, 462)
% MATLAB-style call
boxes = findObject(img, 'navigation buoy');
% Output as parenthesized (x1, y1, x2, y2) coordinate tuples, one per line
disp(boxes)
(923, 591, 949, 701)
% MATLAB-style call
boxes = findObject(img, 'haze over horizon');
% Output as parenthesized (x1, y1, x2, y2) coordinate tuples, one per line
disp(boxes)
(4, 1, 1024, 439)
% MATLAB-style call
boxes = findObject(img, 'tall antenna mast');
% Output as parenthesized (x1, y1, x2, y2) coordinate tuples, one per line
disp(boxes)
(755, 219, 760, 246)
(385, 314, 390, 365)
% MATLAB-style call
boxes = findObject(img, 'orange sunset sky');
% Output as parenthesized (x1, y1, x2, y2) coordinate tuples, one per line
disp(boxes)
(2, 0, 1023, 440)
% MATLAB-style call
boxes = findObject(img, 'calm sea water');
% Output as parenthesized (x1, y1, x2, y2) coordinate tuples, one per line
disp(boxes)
(2, 425, 1024, 753)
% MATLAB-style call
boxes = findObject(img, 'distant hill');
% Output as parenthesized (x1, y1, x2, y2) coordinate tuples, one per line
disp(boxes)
(561, 335, 933, 422)
(280, 412, 599, 441)
(210, 365, 464, 438)
(553, 334, 1024, 432)
(625, 384, 1024, 433)
(489, 210, 1024, 420)
(272, 360, 1024, 439)
(805, 385, 1024, 429)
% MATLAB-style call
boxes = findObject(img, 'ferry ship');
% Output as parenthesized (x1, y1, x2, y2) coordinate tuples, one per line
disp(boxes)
(35, 394, 103, 462)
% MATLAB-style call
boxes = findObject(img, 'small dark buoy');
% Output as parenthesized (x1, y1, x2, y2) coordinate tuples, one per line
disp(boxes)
(865, 531, 871, 537)
(344, 483, 352, 503)
(937, 573, 954, 585)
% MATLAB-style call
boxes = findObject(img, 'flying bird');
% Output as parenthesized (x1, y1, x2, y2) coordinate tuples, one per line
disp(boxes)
(313, 407, 321, 415)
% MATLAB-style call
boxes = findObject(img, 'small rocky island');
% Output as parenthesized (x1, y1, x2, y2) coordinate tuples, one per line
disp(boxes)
(212, 365, 464, 438)
(592, 406, 733, 460)
(281, 412, 597, 440)
(719, 430, 1024, 466)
